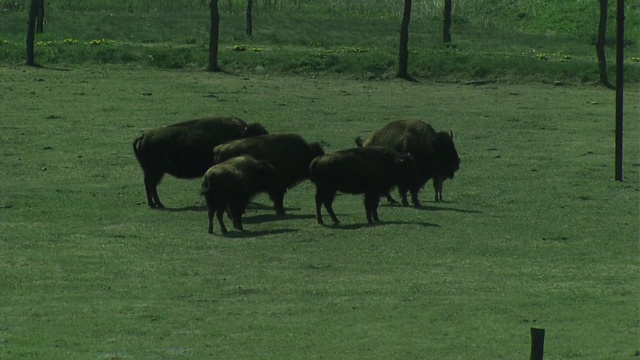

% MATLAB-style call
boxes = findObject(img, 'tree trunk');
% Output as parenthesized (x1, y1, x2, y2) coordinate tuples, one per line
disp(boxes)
(398, 0, 415, 81)
(443, 0, 452, 43)
(26, 0, 38, 66)
(596, 0, 615, 89)
(36, 0, 44, 33)
(246, 0, 253, 36)
(208, 0, 221, 72)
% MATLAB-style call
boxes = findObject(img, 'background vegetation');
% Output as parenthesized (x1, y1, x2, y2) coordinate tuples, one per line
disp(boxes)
(1, 0, 639, 82)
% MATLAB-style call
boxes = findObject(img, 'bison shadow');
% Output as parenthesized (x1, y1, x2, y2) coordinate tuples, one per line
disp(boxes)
(322, 220, 440, 231)
(161, 204, 208, 212)
(222, 228, 298, 238)
(416, 204, 481, 214)
(242, 212, 316, 224)
(381, 202, 481, 214)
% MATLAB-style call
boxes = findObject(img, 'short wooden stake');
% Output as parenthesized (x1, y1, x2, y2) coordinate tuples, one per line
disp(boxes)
(530, 327, 545, 360)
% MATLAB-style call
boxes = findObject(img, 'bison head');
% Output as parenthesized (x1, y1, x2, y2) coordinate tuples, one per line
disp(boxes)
(435, 131, 460, 179)
(244, 123, 269, 137)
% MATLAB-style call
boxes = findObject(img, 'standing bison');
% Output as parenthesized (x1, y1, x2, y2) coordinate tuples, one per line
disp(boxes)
(213, 133, 325, 215)
(201, 156, 279, 235)
(132, 116, 268, 209)
(355, 119, 460, 206)
(309, 146, 418, 225)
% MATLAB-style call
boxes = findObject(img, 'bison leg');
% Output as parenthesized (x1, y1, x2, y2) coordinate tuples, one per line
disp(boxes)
(409, 188, 421, 207)
(269, 189, 287, 215)
(207, 208, 215, 234)
(316, 189, 339, 224)
(397, 185, 411, 207)
(324, 199, 340, 224)
(216, 208, 228, 234)
(364, 193, 381, 223)
(433, 178, 444, 202)
(314, 192, 324, 224)
(230, 205, 244, 231)
(384, 192, 398, 204)
(143, 172, 165, 209)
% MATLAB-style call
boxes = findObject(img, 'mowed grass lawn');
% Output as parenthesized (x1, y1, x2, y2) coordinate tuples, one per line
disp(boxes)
(0, 65, 638, 359)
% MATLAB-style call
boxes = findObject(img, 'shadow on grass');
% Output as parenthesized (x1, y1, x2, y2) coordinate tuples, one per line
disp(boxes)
(320, 220, 440, 231)
(223, 227, 298, 238)
(242, 212, 316, 224)
(381, 202, 481, 214)
(162, 204, 208, 212)
(416, 204, 481, 214)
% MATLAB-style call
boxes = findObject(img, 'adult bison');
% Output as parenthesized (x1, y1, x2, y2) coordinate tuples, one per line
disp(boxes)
(309, 146, 418, 225)
(213, 133, 325, 215)
(201, 156, 279, 235)
(355, 119, 460, 206)
(133, 116, 268, 209)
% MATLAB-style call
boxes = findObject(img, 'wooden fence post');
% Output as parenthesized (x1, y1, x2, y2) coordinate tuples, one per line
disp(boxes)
(530, 327, 545, 360)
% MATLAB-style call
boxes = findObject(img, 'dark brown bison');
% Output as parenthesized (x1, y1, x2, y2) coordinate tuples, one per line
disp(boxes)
(201, 156, 279, 235)
(213, 133, 325, 215)
(133, 116, 268, 209)
(355, 119, 460, 206)
(309, 146, 418, 225)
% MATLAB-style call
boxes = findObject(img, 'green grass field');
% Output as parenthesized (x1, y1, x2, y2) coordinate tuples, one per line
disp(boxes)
(1, 1, 639, 359)
(1, 65, 638, 359)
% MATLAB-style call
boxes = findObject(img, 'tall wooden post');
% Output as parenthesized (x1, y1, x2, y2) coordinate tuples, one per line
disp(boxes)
(208, 0, 221, 72)
(614, 0, 624, 181)
(36, 0, 45, 33)
(398, 0, 414, 81)
(443, 0, 452, 43)
(26, 0, 38, 66)
(246, 0, 254, 36)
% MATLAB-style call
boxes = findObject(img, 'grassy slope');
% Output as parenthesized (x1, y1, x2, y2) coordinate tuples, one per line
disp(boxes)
(0, 65, 638, 358)
(1, 2, 639, 82)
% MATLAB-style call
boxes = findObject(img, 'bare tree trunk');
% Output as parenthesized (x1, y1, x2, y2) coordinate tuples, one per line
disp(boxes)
(443, 0, 452, 43)
(26, 0, 38, 66)
(596, 0, 615, 89)
(36, 0, 44, 33)
(246, 0, 253, 36)
(208, 0, 222, 72)
(398, 0, 416, 81)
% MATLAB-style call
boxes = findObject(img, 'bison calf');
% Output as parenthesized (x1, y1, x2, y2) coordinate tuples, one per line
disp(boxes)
(356, 119, 460, 205)
(133, 116, 268, 209)
(309, 146, 418, 225)
(213, 133, 324, 215)
(201, 156, 278, 235)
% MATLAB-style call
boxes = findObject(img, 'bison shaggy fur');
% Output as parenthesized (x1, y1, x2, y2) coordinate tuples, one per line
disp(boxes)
(201, 155, 278, 235)
(213, 133, 325, 215)
(309, 146, 418, 225)
(133, 116, 268, 209)
(356, 119, 460, 205)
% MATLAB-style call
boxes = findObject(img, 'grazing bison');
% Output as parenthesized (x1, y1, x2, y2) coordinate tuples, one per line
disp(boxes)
(213, 133, 325, 215)
(355, 119, 460, 206)
(309, 146, 418, 225)
(133, 116, 268, 209)
(201, 156, 279, 235)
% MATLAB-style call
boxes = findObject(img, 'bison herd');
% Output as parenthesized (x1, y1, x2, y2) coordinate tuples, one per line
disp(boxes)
(133, 116, 460, 235)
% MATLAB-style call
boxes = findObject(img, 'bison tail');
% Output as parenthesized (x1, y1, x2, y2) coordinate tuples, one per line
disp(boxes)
(132, 135, 144, 159)
(200, 178, 210, 196)
(354, 136, 364, 147)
